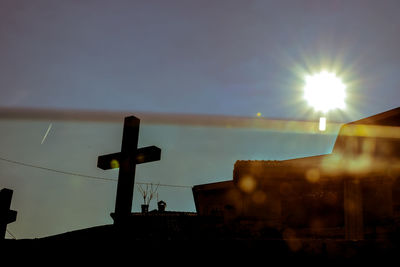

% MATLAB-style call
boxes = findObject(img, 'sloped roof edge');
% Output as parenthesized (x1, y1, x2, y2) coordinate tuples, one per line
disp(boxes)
(348, 107, 400, 125)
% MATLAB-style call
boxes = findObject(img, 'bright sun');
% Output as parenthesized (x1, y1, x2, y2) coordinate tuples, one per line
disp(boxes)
(303, 71, 346, 113)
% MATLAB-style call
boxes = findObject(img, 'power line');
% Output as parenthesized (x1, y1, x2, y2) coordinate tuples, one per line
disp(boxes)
(0, 156, 115, 182)
(0, 156, 192, 189)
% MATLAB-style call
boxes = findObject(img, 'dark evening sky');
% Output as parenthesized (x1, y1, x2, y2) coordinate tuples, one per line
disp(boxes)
(1, 0, 400, 238)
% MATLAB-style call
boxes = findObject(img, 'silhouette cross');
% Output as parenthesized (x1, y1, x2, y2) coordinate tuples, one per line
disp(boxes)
(97, 116, 161, 224)
(0, 188, 17, 239)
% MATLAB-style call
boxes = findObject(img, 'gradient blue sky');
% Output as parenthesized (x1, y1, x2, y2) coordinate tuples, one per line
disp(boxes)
(1, 0, 400, 119)
(1, 0, 400, 238)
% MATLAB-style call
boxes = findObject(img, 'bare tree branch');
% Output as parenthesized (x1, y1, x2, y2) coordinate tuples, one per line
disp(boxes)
(137, 182, 160, 206)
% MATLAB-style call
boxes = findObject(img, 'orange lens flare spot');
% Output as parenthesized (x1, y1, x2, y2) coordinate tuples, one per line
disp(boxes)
(238, 175, 257, 193)
(305, 168, 320, 183)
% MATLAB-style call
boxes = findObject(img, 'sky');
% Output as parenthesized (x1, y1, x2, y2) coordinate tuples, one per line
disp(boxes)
(1, 0, 400, 239)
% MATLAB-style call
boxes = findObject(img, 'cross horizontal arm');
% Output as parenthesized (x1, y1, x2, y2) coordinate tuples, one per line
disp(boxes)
(135, 146, 161, 164)
(97, 146, 161, 170)
(2, 210, 17, 224)
(97, 152, 121, 170)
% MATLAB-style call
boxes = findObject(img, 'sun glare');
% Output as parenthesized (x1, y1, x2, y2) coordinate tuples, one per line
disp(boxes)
(303, 71, 346, 113)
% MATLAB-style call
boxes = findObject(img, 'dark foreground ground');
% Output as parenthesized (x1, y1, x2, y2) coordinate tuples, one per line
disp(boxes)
(2, 225, 399, 266)
(2, 213, 400, 265)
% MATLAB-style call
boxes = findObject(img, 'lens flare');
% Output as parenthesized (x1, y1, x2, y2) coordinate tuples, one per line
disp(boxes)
(303, 71, 346, 113)
(238, 175, 257, 193)
(319, 117, 326, 131)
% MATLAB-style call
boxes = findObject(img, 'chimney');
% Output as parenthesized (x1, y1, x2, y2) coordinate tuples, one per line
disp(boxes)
(157, 200, 166, 212)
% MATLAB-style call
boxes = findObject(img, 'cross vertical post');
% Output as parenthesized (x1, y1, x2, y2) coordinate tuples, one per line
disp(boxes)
(97, 116, 161, 225)
(114, 116, 139, 221)
(0, 188, 17, 239)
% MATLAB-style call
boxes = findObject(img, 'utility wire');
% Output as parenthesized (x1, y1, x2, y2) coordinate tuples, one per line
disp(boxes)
(0, 156, 192, 189)
(0, 156, 115, 182)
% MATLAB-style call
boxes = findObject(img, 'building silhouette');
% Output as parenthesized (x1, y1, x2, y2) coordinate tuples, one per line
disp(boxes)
(193, 107, 400, 242)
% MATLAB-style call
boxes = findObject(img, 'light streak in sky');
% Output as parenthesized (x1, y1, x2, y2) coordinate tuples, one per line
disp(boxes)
(41, 123, 52, 144)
